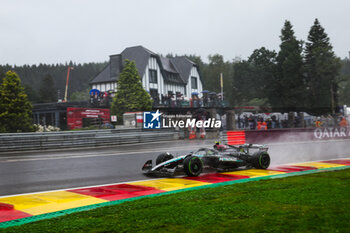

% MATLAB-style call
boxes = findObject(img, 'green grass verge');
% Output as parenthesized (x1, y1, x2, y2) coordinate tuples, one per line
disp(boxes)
(2, 169, 350, 233)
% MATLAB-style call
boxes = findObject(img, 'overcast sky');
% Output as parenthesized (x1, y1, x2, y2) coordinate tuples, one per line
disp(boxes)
(1, 0, 349, 65)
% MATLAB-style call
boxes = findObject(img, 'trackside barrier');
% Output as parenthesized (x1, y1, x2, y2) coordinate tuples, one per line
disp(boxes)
(0, 129, 178, 152)
(225, 127, 350, 145)
(226, 131, 246, 145)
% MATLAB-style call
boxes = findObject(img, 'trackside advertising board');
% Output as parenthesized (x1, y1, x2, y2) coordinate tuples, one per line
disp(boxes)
(67, 107, 110, 129)
(244, 127, 350, 143)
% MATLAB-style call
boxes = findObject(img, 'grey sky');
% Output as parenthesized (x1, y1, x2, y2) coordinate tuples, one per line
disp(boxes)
(1, 0, 349, 65)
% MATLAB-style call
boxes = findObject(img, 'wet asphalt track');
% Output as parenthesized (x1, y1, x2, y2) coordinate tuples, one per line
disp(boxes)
(0, 139, 349, 196)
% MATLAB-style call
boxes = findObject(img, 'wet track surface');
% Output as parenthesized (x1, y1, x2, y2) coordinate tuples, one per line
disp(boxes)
(0, 139, 349, 196)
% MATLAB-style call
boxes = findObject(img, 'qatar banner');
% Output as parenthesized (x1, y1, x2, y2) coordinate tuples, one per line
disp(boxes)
(244, 127, 350, 144)
(313, 127, 350, 140)
(67, 107, 110, 129)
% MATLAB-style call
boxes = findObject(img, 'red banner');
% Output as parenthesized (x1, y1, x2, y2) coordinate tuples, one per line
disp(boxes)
(67, 107, 110, 129)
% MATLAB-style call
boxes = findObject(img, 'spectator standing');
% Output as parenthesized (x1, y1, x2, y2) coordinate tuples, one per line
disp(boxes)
(257, 121, 262, 130)
(262, 121, 267, 130)
(244, 116, 248, 129)
(339, 117, 348, 127)
(266, 118, 272, 129)
(271, 115, 277, 128)
(315, 118, 322, 127)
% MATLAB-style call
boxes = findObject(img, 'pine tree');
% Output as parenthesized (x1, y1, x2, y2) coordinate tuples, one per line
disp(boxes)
(276, 20, 306, 112)
(39, 74, 57, 103)
(0, 67, 4, 84)
(0, 71, 33, 133)
(110, 60, 152, 123)
(304, 18, 341, 115)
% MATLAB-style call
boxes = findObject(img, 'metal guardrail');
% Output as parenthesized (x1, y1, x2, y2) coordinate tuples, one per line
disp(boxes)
(0, 128, 179, 152)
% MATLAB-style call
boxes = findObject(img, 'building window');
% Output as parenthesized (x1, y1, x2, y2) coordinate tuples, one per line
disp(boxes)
(191, 77, 198, 89)
(149, 69, 157, 84)
(150, 89, 158, 98)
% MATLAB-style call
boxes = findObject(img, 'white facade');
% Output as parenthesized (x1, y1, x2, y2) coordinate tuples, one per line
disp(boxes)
(141, 57, 202, 98)
(186, 66, 203, 98)
(142, 56, 164, 94)
(91, 56, 203, 98)
(164, 83, 186, 97)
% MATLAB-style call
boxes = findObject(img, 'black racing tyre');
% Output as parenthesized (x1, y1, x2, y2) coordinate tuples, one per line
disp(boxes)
(251, 151, 270, 169)
(156, 152, 174, 165)
(183, 156, 203, 176)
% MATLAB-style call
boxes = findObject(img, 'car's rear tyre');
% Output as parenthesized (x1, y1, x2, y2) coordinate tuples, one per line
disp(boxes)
(156, 152, 174, 165)
(183, 156, 203, 176)
(251, 151, 270, 169)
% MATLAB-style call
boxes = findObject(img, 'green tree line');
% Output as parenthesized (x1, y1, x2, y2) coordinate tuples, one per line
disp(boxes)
(0, 62, 107, 103)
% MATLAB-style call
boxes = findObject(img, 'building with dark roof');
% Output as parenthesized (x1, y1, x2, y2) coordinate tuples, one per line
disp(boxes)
(90, 46, 203, 99)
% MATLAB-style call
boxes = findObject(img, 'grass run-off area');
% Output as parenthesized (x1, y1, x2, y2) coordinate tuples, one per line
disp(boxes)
(2, 168, 350, 233)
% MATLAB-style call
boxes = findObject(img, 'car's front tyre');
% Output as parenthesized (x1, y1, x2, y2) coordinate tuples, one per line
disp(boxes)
(251, 151, 270, 169)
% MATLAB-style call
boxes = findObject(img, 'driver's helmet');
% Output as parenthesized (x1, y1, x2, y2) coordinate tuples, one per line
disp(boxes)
(213, 141, 227, 151)
(213, 141, 220, 149)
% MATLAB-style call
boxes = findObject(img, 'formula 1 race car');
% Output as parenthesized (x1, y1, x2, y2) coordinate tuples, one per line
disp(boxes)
(142, 142, 271, 177)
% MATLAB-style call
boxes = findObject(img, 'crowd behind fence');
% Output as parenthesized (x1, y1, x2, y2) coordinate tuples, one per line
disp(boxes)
(152, 93, 229, 108)
(234, 112, 349, 130)
(89, 91, 230, 109)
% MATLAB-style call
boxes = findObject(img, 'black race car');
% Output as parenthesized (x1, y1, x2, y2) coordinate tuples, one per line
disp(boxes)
(142, 143, 271, 177)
